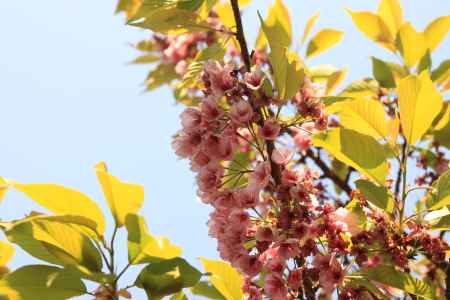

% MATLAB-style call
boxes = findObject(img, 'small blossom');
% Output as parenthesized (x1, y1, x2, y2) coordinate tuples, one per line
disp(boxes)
(271, 148, 293, 165)
(230, 100, 254, 124)
(260, 119, 280, 141)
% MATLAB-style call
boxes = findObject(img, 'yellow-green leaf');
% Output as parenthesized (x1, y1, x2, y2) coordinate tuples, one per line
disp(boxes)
(355, 179, 395, 214)
(0, 242, 14, 267)
(346, 9, 395, 51)
(428, 169, 450, 210)
(397, 71, 443, 145)
(3, 217, 103, 274)
(95, 162, 144, 227)
(397, 22, 427, 68)
(337, 98, 388, 140)
(423, 15, 450, 51)
(0, 265, 86, 300)
(300, 12, 320, 47)
(255, 0, 292, 50)
(371, 56, 396, 88)
(362, 265, 438, 299)
(377, 0, 403, 36)
(325, 68, 347, 95)
(259, 14, 304, 101)
(306, 29, 343, 59)
(312, 128, 388, 185)
(12, 183, 105, 236)
(125, 214, 182, 264)
(136, 257, 202, 300)
(116, 0, 143, 20)
(199, 258, 243, 300)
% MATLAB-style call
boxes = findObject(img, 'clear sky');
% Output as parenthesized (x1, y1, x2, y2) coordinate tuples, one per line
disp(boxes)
(0, 0, 449, 298)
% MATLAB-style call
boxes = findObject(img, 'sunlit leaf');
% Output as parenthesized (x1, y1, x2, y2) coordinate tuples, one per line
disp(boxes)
(255, 0, 292, 50)
(397, 71, 443, 145)
(125, 214, 182, 264)
(0, 178, 7, 204)
(377, 0, 403, 36)
(362, 265, 438, 299)
(417, 50, 432, 73)
(325, 68, 347, 95)
(355, 179, 394, 214)
(130, 55, 160, 64)
(2, 217, 102, 274)
(258, 13, 304, 101)
(129, 7, 208, 34)
(397, 22, 427, 68)
(146, 63, 178, 90)
(306, 29, 343, 59)
(339, 78, 379, 98)
(312, 128, 388, 185)
(198, 258, 243, 300)
(170, 291, 188, 300)
(12, 182, 105, 236)
(0, 265, 86, 300)
(423, 14, 450, 51)
(136, 258, 202, 300)
(337, 98, 388, 140)
(116, 0, 143, 20)
(428, 169, 450, 210)
(346, 9, 395, 51)
(95, 162, 144, 227)
(371, 56, 396, 88)
(0, 242, 14, 267)
(300, 12, 320, 47)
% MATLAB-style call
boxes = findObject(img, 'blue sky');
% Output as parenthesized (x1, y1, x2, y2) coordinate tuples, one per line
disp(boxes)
(0, 0, 449, 298)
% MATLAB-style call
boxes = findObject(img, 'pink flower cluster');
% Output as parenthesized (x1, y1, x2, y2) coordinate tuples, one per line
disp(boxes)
(172, 59, 449, 299)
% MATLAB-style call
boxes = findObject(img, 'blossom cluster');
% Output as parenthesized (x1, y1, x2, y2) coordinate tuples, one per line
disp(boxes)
(172, 59, 448, 299)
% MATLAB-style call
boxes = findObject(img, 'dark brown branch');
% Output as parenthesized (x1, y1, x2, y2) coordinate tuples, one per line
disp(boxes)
(229, 0, 282, 186)
(306, 149, 352, 196)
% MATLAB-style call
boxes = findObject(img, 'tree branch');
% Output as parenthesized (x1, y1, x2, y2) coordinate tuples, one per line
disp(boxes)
(306, 149, 352, 196)
(229, 0, 282, 185)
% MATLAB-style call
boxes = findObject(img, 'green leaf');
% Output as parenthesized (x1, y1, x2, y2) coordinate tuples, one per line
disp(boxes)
(362, 265, 438, 299)
(355, 179, 394, 214)
(432, 214, 450, 231)
(198, 258, 243, 300)
(195, 43, 226, 61)
(428, 169, 450, 210)
(312, 128, 388, 185)
(125, 214, 182, 264)
(371, 57, 396, 88)
(130, 55, 161, 64)
(136, 258, 202, 300)
(417, 50, 432, 73)
(431, 59, 450, 84)
(258, 13, 304, 101)
(346, 277, 388, 300)
(170, 290, 188, 300)
(397, 71, 443, 145)
(2, 217, 102, 274)
(423, 14, 450, 51)
(1, 265, 86, 300)
(177, 0, 205, 11)
(306, 29, 344, 59)
(190, 281, 226, 300)
(11, 182, 105, 236)
(337, 98, 389, 141)
(95, 162, 144, 227)
(146, 63, 178, 90)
